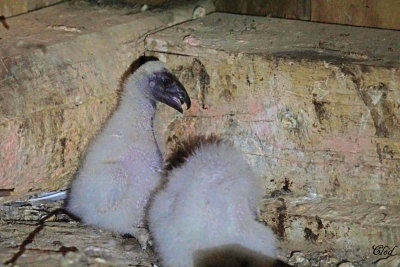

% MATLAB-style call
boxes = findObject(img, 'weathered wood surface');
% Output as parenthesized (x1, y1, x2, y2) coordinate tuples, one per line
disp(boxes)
(0, 200, 156, 266)
(5, 197, 397, 267)
(1, 197, 399, 266)
(214, 0, 310, 20)
(0, 0, 215, 195)
(311, 0, 400, 30)
(214, 0, 400, 30)
(0, 0, 63, 18)
(0, 0, 176, 19)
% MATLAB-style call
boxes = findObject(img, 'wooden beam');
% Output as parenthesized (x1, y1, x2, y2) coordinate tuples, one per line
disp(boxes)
(0, 0, 63, 18)
(311, 0, 400, 30)
(214, 0, 311, 20)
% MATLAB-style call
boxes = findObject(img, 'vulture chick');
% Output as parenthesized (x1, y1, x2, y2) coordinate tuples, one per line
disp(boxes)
(148, 136, 280, 267)
(67, 60, 190, 249)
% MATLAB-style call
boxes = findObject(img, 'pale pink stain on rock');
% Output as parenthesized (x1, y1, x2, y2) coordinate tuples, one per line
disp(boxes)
(54, 167, 63, 177)
(183, 35, 202, 46)
(251, 121, 273, 140)
(247, 97, 264, 114)
(250, 104, 278, 139)
(93, 100, 100, 113)
(325, 136, 369, 154)
(323, 135, 372, 164)
(185, 99, 202, 115)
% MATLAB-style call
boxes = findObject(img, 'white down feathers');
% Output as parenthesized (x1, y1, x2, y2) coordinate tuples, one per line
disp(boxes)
(67, 62, 168, 246)
(148, 141, 277, 267)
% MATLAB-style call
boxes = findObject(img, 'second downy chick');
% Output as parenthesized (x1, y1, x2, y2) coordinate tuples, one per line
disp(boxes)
(148, 136, 280, 267)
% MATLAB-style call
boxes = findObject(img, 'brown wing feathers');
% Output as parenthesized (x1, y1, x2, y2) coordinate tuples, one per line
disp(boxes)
(163, 135, 222, 172)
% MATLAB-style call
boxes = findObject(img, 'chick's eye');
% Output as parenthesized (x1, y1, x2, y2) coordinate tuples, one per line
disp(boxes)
(162, 78, 172, 86)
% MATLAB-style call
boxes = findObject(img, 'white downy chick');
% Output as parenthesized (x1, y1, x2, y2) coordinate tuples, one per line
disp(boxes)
(66, 60, 191, 249)
(149, 136, 280, 267)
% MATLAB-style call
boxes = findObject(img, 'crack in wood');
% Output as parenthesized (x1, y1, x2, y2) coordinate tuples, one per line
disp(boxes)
(185, 112, 253, 119)
(0, 16, 10, 30)
(25, 246, 79, 256)
(4, 208, 80, 265)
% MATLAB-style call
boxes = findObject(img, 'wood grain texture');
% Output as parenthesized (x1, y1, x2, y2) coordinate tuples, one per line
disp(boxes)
(214, 0, 310, 19)
(311, 0, 400, 30)
(0, 0, 63, 18)
(215, 0, 400, 30)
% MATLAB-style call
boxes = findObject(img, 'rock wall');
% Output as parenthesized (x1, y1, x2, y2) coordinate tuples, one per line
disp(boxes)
(149, 13, 400, 205)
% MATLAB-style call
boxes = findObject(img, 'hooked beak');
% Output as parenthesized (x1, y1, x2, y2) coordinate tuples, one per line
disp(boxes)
(158, 79, 191, 113)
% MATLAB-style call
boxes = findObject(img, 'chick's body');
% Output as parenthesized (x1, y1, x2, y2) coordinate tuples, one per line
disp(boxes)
(149, 139, 277, 266)
(67, 61, 190, 248)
